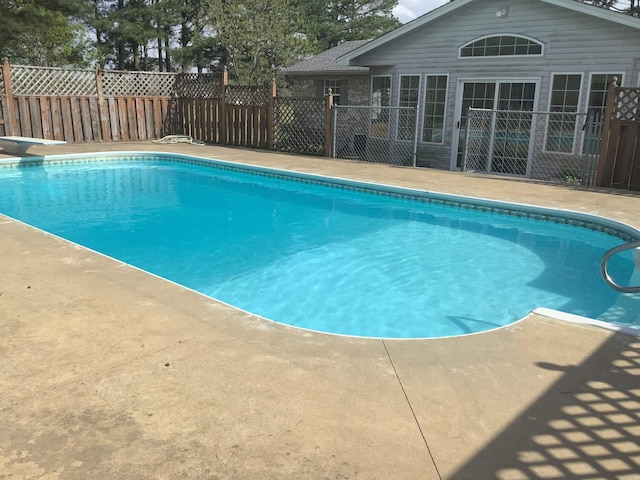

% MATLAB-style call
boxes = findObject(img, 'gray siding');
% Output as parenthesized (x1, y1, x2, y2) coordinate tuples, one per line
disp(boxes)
(351, 0, 640, 169)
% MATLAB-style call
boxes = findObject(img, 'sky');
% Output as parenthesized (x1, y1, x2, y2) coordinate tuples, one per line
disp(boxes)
(393, 0, 449, 24)
(392, 0, 635, 23)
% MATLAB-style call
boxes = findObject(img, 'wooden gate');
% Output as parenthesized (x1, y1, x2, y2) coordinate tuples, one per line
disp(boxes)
(596, 81, 640, 190)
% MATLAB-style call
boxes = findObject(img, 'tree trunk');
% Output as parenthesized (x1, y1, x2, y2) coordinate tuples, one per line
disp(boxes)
(117, 0, 125, 69)
(164, 36, 171, 71)
(117, 41, 125, 70)
(133, 40, 140, 70)
(158, 36, 163, 71)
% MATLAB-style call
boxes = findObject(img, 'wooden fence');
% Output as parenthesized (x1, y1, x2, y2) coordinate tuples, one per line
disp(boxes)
(174, 68, 274, 149)
(0, 60, 333, 154)
(176, 98, 271, 148)
(0, 60, 176, 143)
(596, 80, 640, 190)
(3, 95, 173, 142)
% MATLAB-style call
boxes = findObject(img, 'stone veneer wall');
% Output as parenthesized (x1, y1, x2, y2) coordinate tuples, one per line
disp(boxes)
(284, 76, 370, 106)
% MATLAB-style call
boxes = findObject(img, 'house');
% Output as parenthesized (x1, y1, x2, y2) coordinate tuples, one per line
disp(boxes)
(289, 0, 640, 174)
(281, 40, 371, 106)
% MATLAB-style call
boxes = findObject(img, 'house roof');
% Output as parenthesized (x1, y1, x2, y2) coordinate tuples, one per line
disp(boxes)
(338, 0, 640, 65)
(281, 40, 370, 75)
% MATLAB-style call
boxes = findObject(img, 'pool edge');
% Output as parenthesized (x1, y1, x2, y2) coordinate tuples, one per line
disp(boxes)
(534, 307, 640, 336)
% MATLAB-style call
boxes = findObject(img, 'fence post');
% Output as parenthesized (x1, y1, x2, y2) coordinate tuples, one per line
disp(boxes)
(95, 66, 110, 141)
(595, 76, 618, 187)
(324, 88, 333, 157)
(412, 105, 419, 167)
(2, 58, 16, 136)
(220, 66, 228, 144)
(267, 77, 276, 150)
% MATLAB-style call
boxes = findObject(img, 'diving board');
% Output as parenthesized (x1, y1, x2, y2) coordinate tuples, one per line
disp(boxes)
(0, 136, 66, 155)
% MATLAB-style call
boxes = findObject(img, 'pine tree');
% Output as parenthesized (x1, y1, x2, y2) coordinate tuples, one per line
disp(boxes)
(299, 0, 401, 53)
(0, 0, 97, 66)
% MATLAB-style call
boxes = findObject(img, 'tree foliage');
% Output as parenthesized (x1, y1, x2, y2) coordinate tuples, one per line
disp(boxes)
(5, 0, 636, 74)
(211, 0, 310, 84)
(85, 0, 177, 70)
(1, 0, 399, 73)
(169, 0, 221, 73)
(0, 0, 97, 66)
(300, 0, 401, 52)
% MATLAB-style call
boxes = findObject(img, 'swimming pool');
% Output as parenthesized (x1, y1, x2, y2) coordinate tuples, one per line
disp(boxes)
(1, 152, 639, 338)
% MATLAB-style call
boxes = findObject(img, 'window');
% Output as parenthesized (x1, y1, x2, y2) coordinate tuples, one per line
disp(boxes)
(324, 79, 341, 104)
(371, 76, 391, 138)
(422, 75, 448, 143)
(460, 35, 543, 57)
(546, 74, 582, 153)
(497, 82, 536, 111)
(399, 75, 420, 107)
(398, 75, 420, 141)
(589, 73, 623, 110)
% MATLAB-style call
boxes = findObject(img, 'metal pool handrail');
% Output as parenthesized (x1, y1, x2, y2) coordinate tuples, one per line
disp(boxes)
(601, 240, 640, 293)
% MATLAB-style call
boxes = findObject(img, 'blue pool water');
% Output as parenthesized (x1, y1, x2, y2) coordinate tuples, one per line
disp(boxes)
(0, 153, 638, 338)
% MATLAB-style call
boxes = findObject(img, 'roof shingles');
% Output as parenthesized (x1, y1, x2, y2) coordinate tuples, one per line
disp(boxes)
(281, 40, 370, 75)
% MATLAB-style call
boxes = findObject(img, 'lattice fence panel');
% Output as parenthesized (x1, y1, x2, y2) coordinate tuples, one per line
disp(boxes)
(463, 109, 594, 184)
(176, 73, 222, 98)
(613, 88, 640, 121)
(273, 97, 325, 155)
(227, 85, 270, 106)
(101, 70, 176, 96)
(10, 65, 97, 95)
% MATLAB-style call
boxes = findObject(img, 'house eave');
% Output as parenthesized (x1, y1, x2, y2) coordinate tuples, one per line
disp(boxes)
(337, 0, 476, 65)
(542, 0, 640, 29)
(280, 68, 369, 77)
(337, 0, 640, 65)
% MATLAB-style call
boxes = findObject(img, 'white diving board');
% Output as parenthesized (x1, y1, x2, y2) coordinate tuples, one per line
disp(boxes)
(0, 136, 66, 155)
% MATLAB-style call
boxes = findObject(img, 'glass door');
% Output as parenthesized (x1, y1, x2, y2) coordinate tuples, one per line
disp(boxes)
(455, 82, 496, 168)
(492, 82, 536, 175)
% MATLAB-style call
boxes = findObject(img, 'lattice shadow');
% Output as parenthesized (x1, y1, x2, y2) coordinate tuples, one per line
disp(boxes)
(449, 333, 640, 479)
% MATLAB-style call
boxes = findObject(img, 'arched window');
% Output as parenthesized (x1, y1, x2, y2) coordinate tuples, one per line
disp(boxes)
(460, 35, 543, 58)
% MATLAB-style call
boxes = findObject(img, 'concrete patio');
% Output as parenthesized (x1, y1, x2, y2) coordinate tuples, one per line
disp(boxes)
(1, 142, 639, 479)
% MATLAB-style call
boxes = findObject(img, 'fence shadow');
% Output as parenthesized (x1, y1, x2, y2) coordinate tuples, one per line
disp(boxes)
(448, 331, 640, 479)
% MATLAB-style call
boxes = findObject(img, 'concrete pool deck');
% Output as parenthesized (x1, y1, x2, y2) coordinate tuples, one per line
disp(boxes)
(1, 142, 639, 479)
